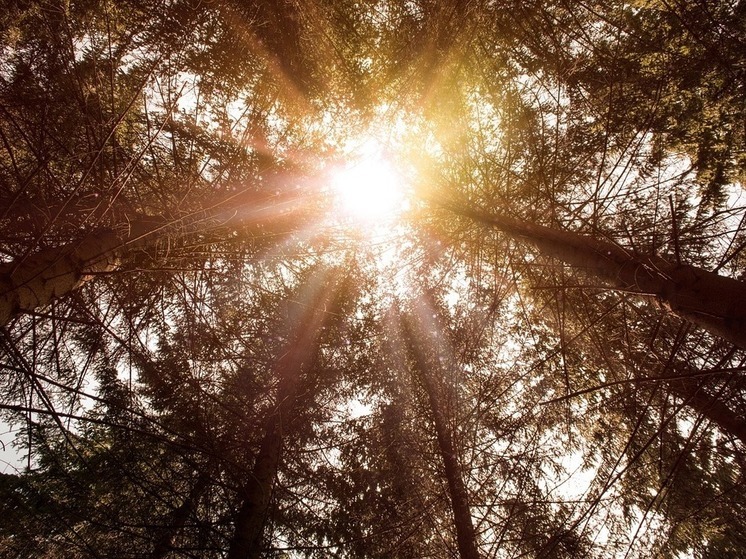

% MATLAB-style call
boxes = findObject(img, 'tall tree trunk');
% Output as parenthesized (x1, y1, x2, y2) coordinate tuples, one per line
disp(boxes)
(226, 273, 340, 559)
(451, 204, 746, 349)
(401, 312, 481, 559)
(227, 424, 283, 559)
(0, 230, 123, 326)
(0, 190, 312, 326)
(449, 204, 746, 443)
(671, 378, 746, 444)
(151, 470, 211, 559)
(663, 359, 746, 444)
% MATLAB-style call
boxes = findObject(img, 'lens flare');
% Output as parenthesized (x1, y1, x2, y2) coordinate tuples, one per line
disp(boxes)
(330, 141, 409, 225)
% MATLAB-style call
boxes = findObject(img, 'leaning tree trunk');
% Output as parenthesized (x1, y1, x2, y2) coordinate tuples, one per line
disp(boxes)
(671, 377, 746, 444)
(0, 189, 313, 327)
(0, 229, 124, 326)
(449, 203, 746, 443)
(662, 356, 746, 444)
(151, 469, 211, 559)
(401, 310, 481, 559)
(226, 273, 341, 559)
(449, 203, 746, 349)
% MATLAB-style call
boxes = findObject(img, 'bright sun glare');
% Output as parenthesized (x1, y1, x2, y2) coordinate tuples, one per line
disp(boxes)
(330, 141, 409, 225)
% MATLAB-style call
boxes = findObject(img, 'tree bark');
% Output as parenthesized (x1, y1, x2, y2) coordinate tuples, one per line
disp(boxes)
(227, 424, 283, 559)
(226, 275, 339, 559)
(665, 364, 746, 444)
(151, 470, 211, 559)
(402, 313, 481, 559)
(451, 204, 746, 349)
(0, 230, 123, 326)
(0, 190, 313, 326)
(446, 204, 746, 442)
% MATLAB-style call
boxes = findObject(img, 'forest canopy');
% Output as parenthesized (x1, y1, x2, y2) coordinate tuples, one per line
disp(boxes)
(2, 1, 746, 558)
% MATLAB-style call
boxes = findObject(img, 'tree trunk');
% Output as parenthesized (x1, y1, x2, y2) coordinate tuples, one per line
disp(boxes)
(672, 379, 746, 444)
(452, 204, 746, 349)
(665, 363, 746, 444)
(0, 190, 313, 326)
(151, 470, 211, 559)
(227, 424, 284, 559)
(402, 312, 481, 559)
(226, 274, 339, 559)
(448, 204, 746, 443)
(0, 230, 123, 326)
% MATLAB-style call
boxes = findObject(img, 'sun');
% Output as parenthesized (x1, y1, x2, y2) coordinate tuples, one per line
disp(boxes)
(329, 141, 409, 225)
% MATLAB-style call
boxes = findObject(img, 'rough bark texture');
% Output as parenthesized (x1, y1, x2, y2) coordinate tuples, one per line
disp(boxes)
(227, 278, 338, 559)
(403, 315, 481, 559)
(0, 190, 312, 326)
(456, 205, 746, 349)
(0, 230, 122, 326)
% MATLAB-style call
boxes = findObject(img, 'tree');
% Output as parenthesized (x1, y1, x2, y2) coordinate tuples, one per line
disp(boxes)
(399, 298, 481, 559)
(227, 265, 352, 559)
